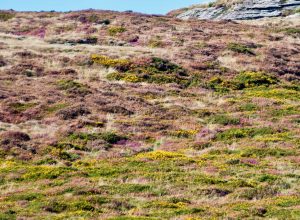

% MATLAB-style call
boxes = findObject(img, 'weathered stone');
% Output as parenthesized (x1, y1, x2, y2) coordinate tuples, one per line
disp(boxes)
(178, 0, 300, 20)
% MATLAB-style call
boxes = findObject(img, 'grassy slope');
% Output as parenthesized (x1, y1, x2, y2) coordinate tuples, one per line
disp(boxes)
(0, 10, 299, 219)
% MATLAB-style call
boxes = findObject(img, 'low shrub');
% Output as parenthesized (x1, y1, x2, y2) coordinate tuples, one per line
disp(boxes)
(57, 80, 90, 95)
(241, 147, 295, 158)
(105, 56, 192, 87)
(227, 42, 255, 55)
(208, 71, 278, 91)
(236, 71, 278, 88)
(0, 12, 15, 21)
(136, 150, 186, 160)
(215, 127, 275, 141)
(283, 27, 300, 36)
(170, 129, 198, 138)
(56, 105, 91, 120)
(44, 200, 68, 213)
(208, 114, 240, 125)
(56, 132, 127, 153)
(108, 26, 126, 36)
(9, 102, 37, 113)
(87, 14, 110, 25)
(91, 54, 131, 71)
(100, 132, 127, 144)
(148, 38, 164, 48)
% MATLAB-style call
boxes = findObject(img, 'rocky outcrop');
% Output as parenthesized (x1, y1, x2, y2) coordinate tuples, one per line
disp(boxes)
(177, 0, 300, 20)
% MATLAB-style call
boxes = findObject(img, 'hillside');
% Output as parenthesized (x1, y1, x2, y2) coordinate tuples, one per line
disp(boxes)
(172, 0, 300, 20)
(0, 10, 300, 219)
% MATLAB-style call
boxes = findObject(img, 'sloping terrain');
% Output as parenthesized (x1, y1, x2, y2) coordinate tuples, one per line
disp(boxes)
(172, 0, 300, 20)
(0, 10, 300, 219)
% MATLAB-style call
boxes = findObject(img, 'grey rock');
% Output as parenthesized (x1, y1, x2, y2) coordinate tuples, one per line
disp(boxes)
(178, 0, 300, 20)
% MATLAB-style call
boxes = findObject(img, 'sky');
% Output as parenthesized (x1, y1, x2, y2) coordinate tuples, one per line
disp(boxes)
(0, 0, 210, 15)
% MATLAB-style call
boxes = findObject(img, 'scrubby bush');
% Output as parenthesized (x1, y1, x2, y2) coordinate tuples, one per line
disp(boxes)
(100, 132, 127, 144)
(104, 56, 192, 87)
(44, 200, 67, 213)
(283, 27, 300, 36)
(9, 102, 37, 113)
(0, 12, 15, 21)
(148, 38, 164, 48)
(108, 26, 126, 36)
(227, 42, 255, 55)
(208, 114, 240, 125)
(55, 131, 127, 154)
(208, 71, 278, 92)
(91, 54, 131, 71)
(170, 129, 198, 138)
(236, 71, 278, 88)
(136, 150, 186, 160)
(87, 14, 110, 25)
(57, 79, 90, 95)
(215, 127, 275, 141)
(56, 105, 91, 120)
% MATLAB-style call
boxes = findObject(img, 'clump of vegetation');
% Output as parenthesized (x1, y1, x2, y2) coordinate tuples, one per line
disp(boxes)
(236, 71, 278, 88)
(55, 131, 127, 153)
(57, 80, 90, 95)
(44, 200, 68, 213)
(87, 14, 110, 24)
(148, 38, 164, 48)
(9, 102, 37, 113)
(91, 54, 131, 71)
(215, 127, 275, 141)
(208, 114, 240, 125)
(45, 103, 69, 114)
(227, 42, 255, 55)
(108, 26, 126, 36)
(0, 12, 15, 21)
(136, 150, 186, 160)
(208, 71, 278, 92)
(282, 27, 300, 36)
(105, 56, 193, 87)
(170, 129, 198, 138)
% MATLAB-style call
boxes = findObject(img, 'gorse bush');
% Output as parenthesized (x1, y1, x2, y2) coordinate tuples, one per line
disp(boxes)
(236, 71, 278, 88)
(215, 127, 275, 141)
(170, 129, 198, 138)
(102, 56, 194, 87)
(136, 150, 186, 160)
(91, 54, 131, 71)
(208, 71, 278, 91)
